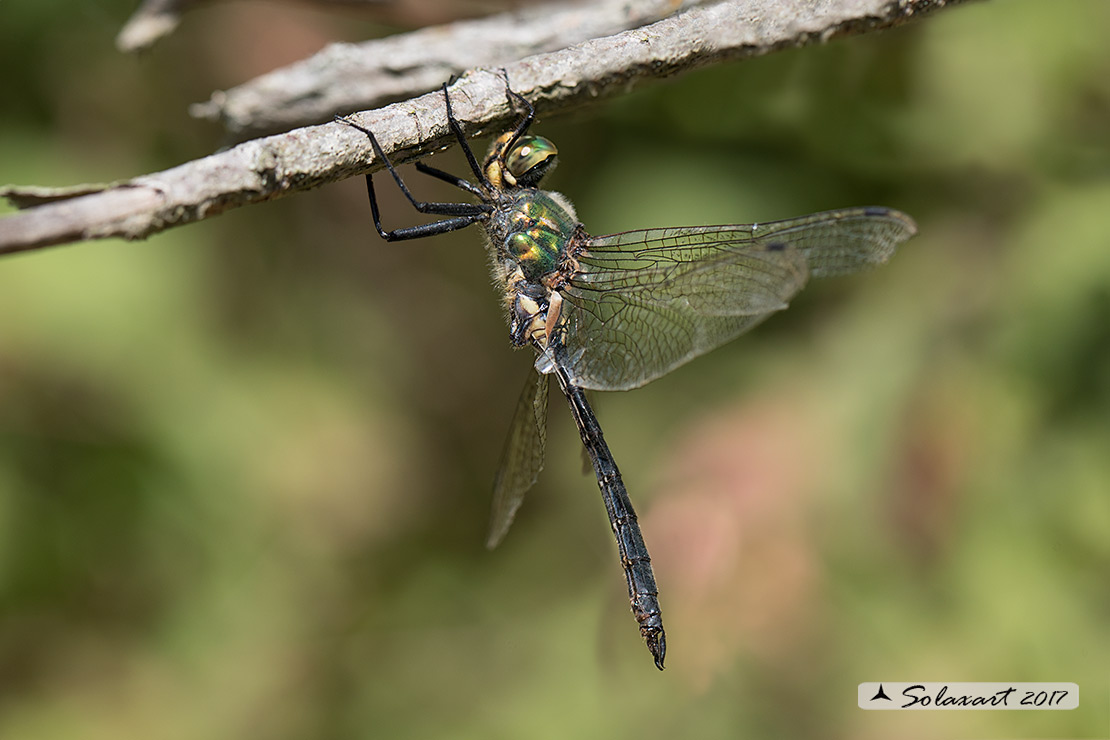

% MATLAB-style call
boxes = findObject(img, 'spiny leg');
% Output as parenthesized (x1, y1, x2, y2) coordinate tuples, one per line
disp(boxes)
(335, 115, 488, 218)
(415, 161, 484, 197)
(439, 72, 538, 188)
(499, 70, 537, 158)
(441, 80, 489, 188)
(361, 172, 482, 241)
(335, 114, 491, 242)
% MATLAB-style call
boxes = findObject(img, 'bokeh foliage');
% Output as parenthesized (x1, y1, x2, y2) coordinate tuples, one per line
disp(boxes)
(1, 1, 1108, 738)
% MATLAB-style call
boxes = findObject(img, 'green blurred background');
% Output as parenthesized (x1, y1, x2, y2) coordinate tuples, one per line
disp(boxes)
(1, 0, 1108, 738)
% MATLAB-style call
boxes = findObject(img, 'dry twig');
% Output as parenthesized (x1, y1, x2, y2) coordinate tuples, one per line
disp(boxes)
(116, 0, 393, 53)
(1, 0, 971, 257)
(191, 0, 715, 139)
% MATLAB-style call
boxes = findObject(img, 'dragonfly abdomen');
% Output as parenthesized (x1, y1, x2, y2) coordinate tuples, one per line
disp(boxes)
(556, 360, 667, 669)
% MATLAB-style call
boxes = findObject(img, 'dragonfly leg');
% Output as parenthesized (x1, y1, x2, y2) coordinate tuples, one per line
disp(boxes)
(414, 161, 484, 197)
(336, 114, 492, 242)
(359, 174, 485, 242)
(441, 80, 489, 188)
(499, 70, 537, 164)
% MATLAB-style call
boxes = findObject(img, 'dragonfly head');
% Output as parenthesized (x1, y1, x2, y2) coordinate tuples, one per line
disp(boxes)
(485, 134, 558, 189)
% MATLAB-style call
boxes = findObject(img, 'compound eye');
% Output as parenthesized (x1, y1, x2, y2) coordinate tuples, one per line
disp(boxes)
(505, 136, 557, 181)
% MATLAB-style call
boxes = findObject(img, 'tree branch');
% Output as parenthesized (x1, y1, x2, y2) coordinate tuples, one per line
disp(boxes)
(116, 0, 394, 53)
(191, 0, 717, 139)
(0, 0, 972, 257)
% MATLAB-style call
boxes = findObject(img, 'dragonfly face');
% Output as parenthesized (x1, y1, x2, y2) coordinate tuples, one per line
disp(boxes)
(336, 77, 917, 671)
(484, 132, 558, 189)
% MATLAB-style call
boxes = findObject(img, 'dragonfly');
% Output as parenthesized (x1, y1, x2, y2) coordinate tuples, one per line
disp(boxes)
(337, 77, 917, 670)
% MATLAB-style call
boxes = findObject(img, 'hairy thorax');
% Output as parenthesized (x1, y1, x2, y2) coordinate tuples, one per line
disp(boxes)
(482, 188, 583, 349)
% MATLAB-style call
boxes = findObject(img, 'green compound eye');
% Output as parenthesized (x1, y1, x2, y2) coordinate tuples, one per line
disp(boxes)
(505, 136, 557, 181)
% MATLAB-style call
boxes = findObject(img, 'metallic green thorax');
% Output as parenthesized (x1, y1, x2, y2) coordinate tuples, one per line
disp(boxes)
(492, 189, 579, 282)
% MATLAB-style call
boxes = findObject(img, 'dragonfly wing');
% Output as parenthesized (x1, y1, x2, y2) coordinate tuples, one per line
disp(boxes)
(487, 368, 550, 549)
(768, 206, 917, 278)
(556, 207, 916, 391)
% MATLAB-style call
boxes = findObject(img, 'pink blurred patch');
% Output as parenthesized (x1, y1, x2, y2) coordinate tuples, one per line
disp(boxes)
(884, 380, 974, 565)
(642, 392, 830, 688)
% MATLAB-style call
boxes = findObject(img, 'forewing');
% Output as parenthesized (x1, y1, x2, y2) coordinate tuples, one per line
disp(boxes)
(487, 368, 549, 549)
(555, 207, 916, 391)
(557, 228, 807, 391)
(766, 206, 917, 277)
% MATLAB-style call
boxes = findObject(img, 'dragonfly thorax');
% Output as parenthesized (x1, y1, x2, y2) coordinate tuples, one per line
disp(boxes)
(482, 188, 580, 349)
(485, 188, 579, 282)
